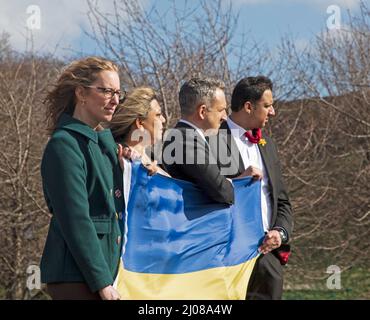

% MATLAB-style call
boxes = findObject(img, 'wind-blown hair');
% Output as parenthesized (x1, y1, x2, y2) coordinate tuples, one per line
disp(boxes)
(44, 56, 119, 134)
(109, 86, 157, 143)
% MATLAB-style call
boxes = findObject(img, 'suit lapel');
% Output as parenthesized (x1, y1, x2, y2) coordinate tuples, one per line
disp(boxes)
(258, 142, 275, 192)
(222, 122, 245, 175)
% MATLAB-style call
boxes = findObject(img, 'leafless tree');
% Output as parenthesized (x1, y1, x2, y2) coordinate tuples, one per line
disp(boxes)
(86, 0, 369, 293)
(271, 1, 370, 290)
(0, 36, 58, 299)
(85, 0, 271, 125)
(0, 0, 368, 299)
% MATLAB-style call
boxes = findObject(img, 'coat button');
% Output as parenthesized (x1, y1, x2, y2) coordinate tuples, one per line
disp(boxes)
(115, 189, 122, 198)
(116, 236, 121, 245)
(115, 212, 119, 220)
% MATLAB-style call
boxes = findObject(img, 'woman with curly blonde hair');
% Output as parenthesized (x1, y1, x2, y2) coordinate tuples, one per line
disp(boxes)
(41, 57, 125, 300)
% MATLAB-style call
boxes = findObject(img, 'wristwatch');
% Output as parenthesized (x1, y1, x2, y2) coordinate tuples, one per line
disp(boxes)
(274, 228, 288, 244)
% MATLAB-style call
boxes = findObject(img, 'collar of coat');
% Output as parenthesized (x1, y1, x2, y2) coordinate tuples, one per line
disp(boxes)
(56, 113, 112, 144)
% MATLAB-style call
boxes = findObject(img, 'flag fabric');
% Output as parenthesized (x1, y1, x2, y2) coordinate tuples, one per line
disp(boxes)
(115, 162, 264, 300)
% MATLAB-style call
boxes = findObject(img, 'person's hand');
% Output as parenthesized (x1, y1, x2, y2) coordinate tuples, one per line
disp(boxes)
(117, 144, 142, 171)
(119, 144, 141, 160)
(96, 124, 105, 132)
(144, 160, 159, 176)
(117, 144, 125, 171)
(98, 285, 121, 300)
(237, 165, 263, 180)
(258, 230, 282, 255)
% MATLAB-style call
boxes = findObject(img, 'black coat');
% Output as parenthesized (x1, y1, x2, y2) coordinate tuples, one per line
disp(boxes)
(210, 121, 293, 239)
(161, 121, 234, 205)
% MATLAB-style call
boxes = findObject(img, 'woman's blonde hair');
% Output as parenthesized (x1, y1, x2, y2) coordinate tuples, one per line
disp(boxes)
(44, 56, 119, 134)
(109, 86, 157, 143)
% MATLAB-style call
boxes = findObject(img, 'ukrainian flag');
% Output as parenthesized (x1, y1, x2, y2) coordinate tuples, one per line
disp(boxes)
(115, 162, 264, 300)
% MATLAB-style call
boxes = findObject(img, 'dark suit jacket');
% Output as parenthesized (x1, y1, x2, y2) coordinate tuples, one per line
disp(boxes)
(161, 121, 234, 205)
(210, 121, 293, 239)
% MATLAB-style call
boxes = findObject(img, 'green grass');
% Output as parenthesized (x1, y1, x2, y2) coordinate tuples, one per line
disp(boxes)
(1, 268, 368, 300)
(0, 287, 5, 299)
(283, 267, 370, 300)
(283, 288, 365, 300)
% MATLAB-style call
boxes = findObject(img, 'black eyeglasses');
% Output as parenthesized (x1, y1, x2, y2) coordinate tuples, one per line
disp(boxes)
(86, 86, 126, 102)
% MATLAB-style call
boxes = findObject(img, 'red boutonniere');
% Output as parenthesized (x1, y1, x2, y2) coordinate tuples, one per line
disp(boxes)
(244, 128, 267, 146)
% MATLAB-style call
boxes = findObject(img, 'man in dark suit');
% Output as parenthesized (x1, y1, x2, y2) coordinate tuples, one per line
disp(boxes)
(210, 76, 293, 299)
(161, 77, 234, 205)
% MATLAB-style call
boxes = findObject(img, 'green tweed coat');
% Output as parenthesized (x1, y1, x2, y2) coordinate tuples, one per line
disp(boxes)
(40, 113, 124, 293)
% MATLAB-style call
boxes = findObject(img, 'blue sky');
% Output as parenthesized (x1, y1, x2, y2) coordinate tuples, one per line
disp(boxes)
(0, 0, 362, 57)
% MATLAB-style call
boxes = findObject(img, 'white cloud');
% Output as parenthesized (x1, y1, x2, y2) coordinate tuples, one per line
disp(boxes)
(0, 0, 146, 55)
(300, 0, 361, 10)
(230, 0, 276, 5)
(0, 0, 362, 55)
(231, 0, 362, 10)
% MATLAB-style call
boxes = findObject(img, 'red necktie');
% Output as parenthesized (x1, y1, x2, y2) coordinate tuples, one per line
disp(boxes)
(244, 128, 262, 144)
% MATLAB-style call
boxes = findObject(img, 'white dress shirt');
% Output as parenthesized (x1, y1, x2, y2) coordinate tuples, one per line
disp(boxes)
(227, 117, 272, 232)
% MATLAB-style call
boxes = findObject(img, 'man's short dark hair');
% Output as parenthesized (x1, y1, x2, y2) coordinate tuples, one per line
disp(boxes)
(231, 76, 273, 112)
(179, 77, 225, 116)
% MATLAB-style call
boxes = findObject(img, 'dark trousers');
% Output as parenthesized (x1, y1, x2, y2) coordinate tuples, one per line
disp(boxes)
(246, 252, 284, 300)
(47, 282, 101, 300)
